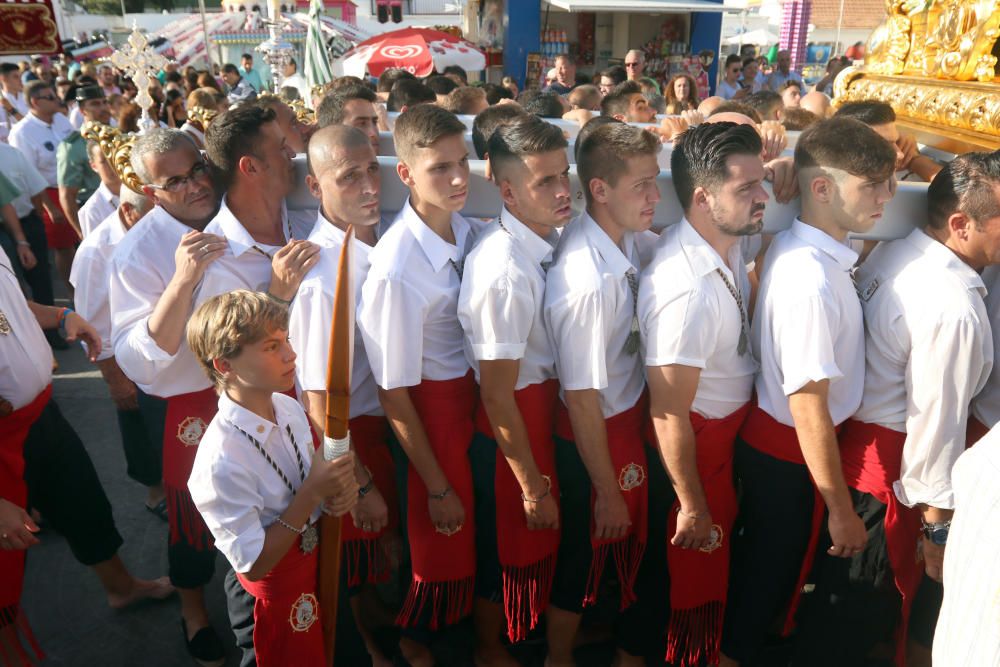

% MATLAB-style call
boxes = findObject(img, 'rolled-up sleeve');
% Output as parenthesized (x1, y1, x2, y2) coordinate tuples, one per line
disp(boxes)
(68, 247, 114, 361)
(547, 287, 608, 392)
(463, 275, 532, 361)
(642, 286, 718, 369)
(358, 274, 427, 390)
(774, 293, 842, 395)
(289, 284, 331, 392)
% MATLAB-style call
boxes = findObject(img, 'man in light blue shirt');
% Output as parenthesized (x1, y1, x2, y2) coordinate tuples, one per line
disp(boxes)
(240, 53, 265, 93)
(765, 50, 802, 92)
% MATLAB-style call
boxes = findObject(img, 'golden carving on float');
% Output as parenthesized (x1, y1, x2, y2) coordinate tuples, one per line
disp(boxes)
(834, 0, 1000, 149)
(80, 121, 145, 195)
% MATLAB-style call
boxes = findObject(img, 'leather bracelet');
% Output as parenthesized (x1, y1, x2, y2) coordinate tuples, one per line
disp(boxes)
(275, 517, 306, 534)
(521, 475, 552, 503)
(677, 507, 705, 520)
(265, 291, 291, 306)
(428, 486, 451, 501)
(358, 466, 375, 498)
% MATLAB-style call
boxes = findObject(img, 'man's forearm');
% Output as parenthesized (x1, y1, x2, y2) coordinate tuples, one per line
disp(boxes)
(96, 357, 129, 386)
(482, 389, 547, 496)
(789, 390, 853, 515)
(27, 301, 65, 329)
(146, 274, 198, 356)
(2, 204, 26, 241)
(57, 187, 82, 236)
(653, 413, 706, 512)
(910, 155, 943, 182)
(564, 389, 618, 494)
(379, 386, 450, 493)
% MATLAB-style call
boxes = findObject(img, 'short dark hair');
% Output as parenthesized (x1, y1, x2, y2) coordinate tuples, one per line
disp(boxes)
(445, 86, 487, 115)
(724, 53, 742, 69)
(600, 66, 627, 85)
(487, 115, 568, 181)
(577, 122, 660, 206)
(241, 53, 253, 62)
(442, 65, 468, 84)
(710, 102, 763, 124)
(782, 107, 820, 131)
(393, 103, 466, 164)
(0, 63, 20, 76)
(482, 82, 513, 105)
(744, 91, 783, 120)
(205, 104, 278, 187)
(554, 54, 576, 66)
(671, 121, 763, 210)
(926, 151, 1000, 230)
(568, 84, 602, 111)
(794, 117, 897, 183)
(472, 104, 527, 159)
(517, 90, 564, 119)
(601, 80, 643, 118)
(221, 63, 239, 76)
(424, 75, 458, 96)
(574, 115, 622, 163)
(782, 79, 803, 92)
(387, 79, 435, 112)
(315, 83, 377, 128)
(833, 100, 896, 127)
(377, 68, 416, 93)
(24, 80, 53, 102)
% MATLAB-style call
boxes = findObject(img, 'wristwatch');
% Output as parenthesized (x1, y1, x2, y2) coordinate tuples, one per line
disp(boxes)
(921, 519, 951, 545)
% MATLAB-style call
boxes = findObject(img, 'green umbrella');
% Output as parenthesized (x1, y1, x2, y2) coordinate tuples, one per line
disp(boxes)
(304, 0, 334, 94)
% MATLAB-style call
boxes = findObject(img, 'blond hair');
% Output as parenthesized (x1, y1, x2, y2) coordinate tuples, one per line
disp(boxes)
(187, 290, 289, 391)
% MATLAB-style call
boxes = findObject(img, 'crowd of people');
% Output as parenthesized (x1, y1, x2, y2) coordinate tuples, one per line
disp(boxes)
(1, 44, 999, 667)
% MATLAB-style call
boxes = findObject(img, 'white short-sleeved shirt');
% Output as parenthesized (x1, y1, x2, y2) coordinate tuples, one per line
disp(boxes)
(853, 229, 992, 510)
(77, 182, 119, 238)
(8, 112, 73, 187)
(458, 207, 558, 389)
(718, 80, 743, 101)
(971, 264, 1000, 430)
(109, 205, 211, 397)
(289, 213, 382, 418)
(358, 199, 480, 390)
(544, 211, 645, 419)
(0, 141, 47, 218)
(198, 196, 315, 302)
(932, 425, 1000, 667)
(753, 218, 864, 426)
(639, 219, 757, 419)
(69, 210, 127, 362)
(189, 391, 320, 574)
(0, 250, 52, 409)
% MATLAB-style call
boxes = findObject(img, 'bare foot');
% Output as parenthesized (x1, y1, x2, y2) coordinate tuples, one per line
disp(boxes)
(108, 576, 175, 609)
(474, 645, 521, 667)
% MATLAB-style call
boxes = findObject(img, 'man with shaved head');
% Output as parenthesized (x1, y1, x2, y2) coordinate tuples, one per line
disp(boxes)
(287, 124, 394, 667)
(799, 91, 831, 119)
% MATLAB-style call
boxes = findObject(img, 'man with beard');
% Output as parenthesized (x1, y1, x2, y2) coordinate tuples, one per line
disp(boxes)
(458, 116, 572, 663)
(639, 122, 766, 666)
(57, 86, 112, 238)
(600, 81, 657, 124)
(719, 117, 897, 667)
(794, 152, 1000, 666)
(109, 129, 228, 666)
(287, 125, 395, 666)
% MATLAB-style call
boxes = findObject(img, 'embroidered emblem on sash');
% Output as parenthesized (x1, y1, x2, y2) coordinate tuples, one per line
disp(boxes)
(618, 463, 646, 491)
(289, 593, 319, 632)
(700, 524, 724, 553)
(177, 416, 208, 447)
(860, 277, 880, 302)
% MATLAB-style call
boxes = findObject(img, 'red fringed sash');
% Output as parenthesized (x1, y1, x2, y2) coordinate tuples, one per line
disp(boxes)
(341, 414, 398, 587)
(236, 533, 325, 667)
(162, 387, 218, 550)
(738, 403, 842, 635)
(556, 396, 648, 610)
(839, 419, 922, 667)
(474, 379, 560, 642)
(664, 402, 751, 667)
(0, 385, 51, 667)
(396, 373, 477, 630)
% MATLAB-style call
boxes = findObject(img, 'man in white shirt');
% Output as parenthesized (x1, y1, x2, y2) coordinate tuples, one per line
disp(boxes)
(0, 63, 27, 143)
(970, 265, 1000, 439)
(255, 95, 311, 155)
(932, 424, 1000, 667)
(279, 58, 310, 107)
(9, 80, 76, 293)
(718, 54, 749, 101)
(457, 116, 571, 661)
(288, 125, 394, 666)
(834, 100, 943, 183)
(544, 122, 661, 667)
(357, 104, 480, 667)
(109, 129, 228, 666)
(794, 152, 1000, 665)
(76, 140, 121, 238)
(720, 117, 897, 667)
(70, 187, 162, 512)
(642, 122, 765, 666)
(315, 83, 381, 153)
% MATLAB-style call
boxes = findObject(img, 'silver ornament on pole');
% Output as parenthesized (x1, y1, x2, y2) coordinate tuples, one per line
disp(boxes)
(257, 0, 295, 92)
(110, 25, 169, 133)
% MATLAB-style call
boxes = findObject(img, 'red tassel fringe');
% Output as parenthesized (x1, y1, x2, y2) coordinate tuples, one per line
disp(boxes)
(665, 600, 724, 667)
(0, 605, 44, 666)
(395, 577, 474, 631)
(584, 535, 646, 610)
(165, 484, 215, 550)
(501, 552, 557, 643)
(343, 537, 390, 588)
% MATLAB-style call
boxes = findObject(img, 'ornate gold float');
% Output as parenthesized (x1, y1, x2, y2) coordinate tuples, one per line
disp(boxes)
(834, 0, 1000, 152)
(80, 121, 144, 194)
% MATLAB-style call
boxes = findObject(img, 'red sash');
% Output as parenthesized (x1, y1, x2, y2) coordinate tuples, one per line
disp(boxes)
(839, 419, 922, 667)
(474, 379, 560, 642)
(236, 533, 325, 667)
(341, 414, 398, 587)
(556, 396, 648, 610)
(396, 373, 477, 630)
(665, 402, 751, 667)
(0, 385, 51, 666)
(162, 387, 218, 550)
(738, 403, 842, 635)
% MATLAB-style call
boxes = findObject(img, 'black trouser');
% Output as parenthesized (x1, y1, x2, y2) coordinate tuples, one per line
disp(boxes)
(468, 432, 503, 603)
(721, 439, 816, 663)
(549, 436, 673, 658)
(22, 399, 123, 566)
(0, 212, 54, 305)
(115, 407, 162, 488)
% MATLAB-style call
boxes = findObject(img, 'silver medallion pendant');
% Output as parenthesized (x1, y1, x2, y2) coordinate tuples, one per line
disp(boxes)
(300, 524, 319, 554)
(624, 315, 640, 355)
(0, 310, 10, 335)
(738, 328, 749, 357)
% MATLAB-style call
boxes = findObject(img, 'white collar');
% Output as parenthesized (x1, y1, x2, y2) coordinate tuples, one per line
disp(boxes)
(218, 391, 283, 443)
(580, 211, 636, 277)
(400, 197, 469, 273)
(790, 218, 858, 270)
(906, 228, 987, 296)
(309, 209, 379, 249)
(677, 218, 738, 279)
(499, 206, 557, 266)
(215, 195, 291, 257)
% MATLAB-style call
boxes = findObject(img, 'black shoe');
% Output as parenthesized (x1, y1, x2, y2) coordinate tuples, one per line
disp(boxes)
(181, 620, 225, 667)
(44, 329, 68, 350)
